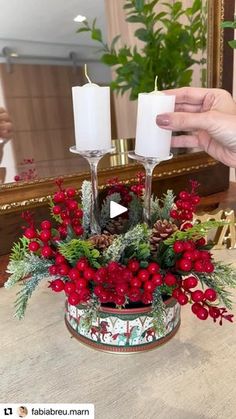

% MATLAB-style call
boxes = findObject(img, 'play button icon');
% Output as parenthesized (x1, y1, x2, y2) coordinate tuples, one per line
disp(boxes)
(110, 201, 128, 218)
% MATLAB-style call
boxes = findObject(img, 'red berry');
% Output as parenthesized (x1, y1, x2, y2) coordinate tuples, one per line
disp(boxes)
(178, 258, 192, 272)
(196, 307, 208, 320)
(183, 276, 198, 289)
(130, 277, 142, 288)
(179, 191, 190, 200)
(55, 254, 66, 265)
(41, 220, 52, 230)
(73, 225, 84, 236)
(192, 195, 200, 205)
(116, 282, 129, 296)
(94, 285, 103, 297)
(128, 260, 140, 272)
(53, 205, 61, 215)
(138, 269, 150, 282)
(172, 288, 181, 299)
(129, 287, 141, 302)
(183, 250, 194, 260)
(191, 290, 204, 303)
(173, 241, 184, 253)
(41, 245, 53, 258)
(53, 191, 66, 203)
(164, 273, 177, 287)
(94, 267, 107, 283)
(204, 261, 214, 273)
(191, 302, 202, 315)
(29, 241, 40, 252)
(68, 268, 81, 281)
(39, 230, 51, 242)
(204, 288, 217, 302)
(181, 222, 193, 231)
(58, 263, 70, 276)
(183, 241, 195, 251)
(194, 260, 204, 272)
(64, 282, 76, 294)
(75, 208, 83, 219)
(209, 306, 220, 319)
(151, 273, 163, 287)
(67, 200, 78, 211)
(147, 262, 160, 274)
(49, 265, 57, 275)
(115, 295, 126, 305)
(66, 188, 76, 198)
(170, 209, 178, 219)
(76, 258, 88, 271)
(83, 268, 95, 280)
(68, 292, 80, 306)
(75, 278, 88, 289)
(142, 292, 153, 305)
(24, 228, 37, 239)
(196, 238, 206, 247)
(144, 281, 155, 292)
(49, 279, 65, 292)
(177, 293, 189, 305)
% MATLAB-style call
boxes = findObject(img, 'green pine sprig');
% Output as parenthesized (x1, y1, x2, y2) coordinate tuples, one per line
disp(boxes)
(14, 273, 47, 320)
(151, 190, 175, 225)
(58, 239, 101, 268)
(164, 220, 228, 245)
(9, 237, 29, 262)
(100, 192, 121, 229)
(198, 261, 236, 309)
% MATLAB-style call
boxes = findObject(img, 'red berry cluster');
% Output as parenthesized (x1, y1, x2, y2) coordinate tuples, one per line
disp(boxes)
(106, 172, 145, 205)
(173, 239, 214, 274)
(51, 179, 83, 238)
(48, 258, 176, 307)
(170, 180, 200, 222)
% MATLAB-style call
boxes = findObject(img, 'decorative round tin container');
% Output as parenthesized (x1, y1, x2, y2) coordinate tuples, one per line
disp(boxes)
(65, 297, 180, 353)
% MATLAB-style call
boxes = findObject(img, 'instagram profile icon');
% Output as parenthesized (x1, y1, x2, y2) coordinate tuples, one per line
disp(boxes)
(17, 406, 28, 417)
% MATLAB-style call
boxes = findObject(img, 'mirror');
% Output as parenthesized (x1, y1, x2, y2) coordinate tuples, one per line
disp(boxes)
(0, 0, 232, 214)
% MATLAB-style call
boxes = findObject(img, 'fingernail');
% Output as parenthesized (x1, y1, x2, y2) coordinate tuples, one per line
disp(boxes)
(156, 114, 170, 126)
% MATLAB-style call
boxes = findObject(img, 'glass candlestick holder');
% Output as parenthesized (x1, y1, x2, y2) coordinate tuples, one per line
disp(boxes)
(70, 146, 115, 235)
(128, 151, 173, 226)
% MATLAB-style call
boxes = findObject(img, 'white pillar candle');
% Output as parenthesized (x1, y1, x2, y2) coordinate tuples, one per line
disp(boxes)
(135, 91, 175, 159)
(72, 83, 112, 151)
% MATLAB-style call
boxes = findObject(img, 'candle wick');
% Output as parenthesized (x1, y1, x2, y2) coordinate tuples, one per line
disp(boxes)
(154, 76, 158, 91)
(84, 64, 92, 83)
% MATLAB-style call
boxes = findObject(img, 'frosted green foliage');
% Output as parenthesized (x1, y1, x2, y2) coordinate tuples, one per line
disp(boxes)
(151, 190, 175, 225)
(152, 288, 166, 336)
(14, 272, 48, 319)
(100, 193, 121, 229)
(165, 220, 228, 245)
(128, 194, 143, 227)
(5, 254, 52, 289)
(9, 237, 29, 262)
(104, 224, 151, 262)
(81, 180, 92, 234)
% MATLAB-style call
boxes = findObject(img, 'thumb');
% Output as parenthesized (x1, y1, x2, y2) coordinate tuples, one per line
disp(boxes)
(156, 111, 214, 132)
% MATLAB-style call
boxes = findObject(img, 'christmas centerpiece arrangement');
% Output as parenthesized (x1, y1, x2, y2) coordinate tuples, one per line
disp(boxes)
(5, 175, 236, 352)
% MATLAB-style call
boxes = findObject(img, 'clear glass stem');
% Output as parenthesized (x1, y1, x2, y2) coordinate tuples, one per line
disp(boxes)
(88, 158, 101, 235)
(143, 162, 157, 227)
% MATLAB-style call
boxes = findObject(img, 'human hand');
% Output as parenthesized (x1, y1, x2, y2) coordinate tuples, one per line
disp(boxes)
(0, 107, 13, 139)
(156, 87, 236, 167)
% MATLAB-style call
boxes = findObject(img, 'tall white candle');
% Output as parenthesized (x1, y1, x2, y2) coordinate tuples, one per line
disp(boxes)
(72, 83, 112, 151)
(135, 91, 175, 158)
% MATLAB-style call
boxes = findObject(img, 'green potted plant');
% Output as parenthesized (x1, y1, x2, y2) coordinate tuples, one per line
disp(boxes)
(77, 0, 207, 100)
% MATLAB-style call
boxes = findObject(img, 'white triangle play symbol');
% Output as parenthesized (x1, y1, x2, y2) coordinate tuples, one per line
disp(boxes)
(110, 201, 128, 218)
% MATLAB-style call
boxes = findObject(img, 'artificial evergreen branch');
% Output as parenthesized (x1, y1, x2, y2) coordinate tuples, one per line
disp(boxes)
(100, 192, 121, 229)
(198, 261, 236, 309)
(164, 220, 228, 245)
(128, 193, 143, 227)
(151, 190, 175, 225)
(5, 254, 52, 289)
(58, 239, 101, 268)
(14, 272, 48, 319)
(81, 180, 92, 235)
(48, 196, 62, 223)
(151, 288, 166, 336)
(9, 237, 29, 262)
(104, 224, 151, 262)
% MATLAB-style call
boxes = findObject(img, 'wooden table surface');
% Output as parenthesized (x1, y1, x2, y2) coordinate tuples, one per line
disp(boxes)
(1, 249, 236, 419)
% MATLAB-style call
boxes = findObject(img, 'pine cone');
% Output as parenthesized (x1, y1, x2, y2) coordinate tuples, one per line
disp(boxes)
(89, 233, 114, 250)
(150, 219, 177, 254)
(104, 216, 128, 235)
